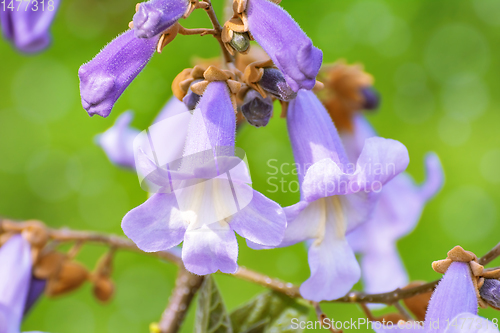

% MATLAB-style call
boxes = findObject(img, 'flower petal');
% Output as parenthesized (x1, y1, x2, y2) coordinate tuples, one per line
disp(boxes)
(0, 0, 60, 53)
(96, 111, 140, 169)
(359, 244, 408, 295)
(0, 235, 32, 332)
(23, 277, 46, 316)
(122, 193, 187, 252)
(182, 222, 238, 275)
(133, 0, 188, 38)
(425, 262, 478, 327)
(230, 189, 286, 247)
(78, 30, 158, 118)
(300, 236, 360, 302)
(443, 313, 500, 333)
(247, 0, 322, 91)
(287, 89, 350, 186)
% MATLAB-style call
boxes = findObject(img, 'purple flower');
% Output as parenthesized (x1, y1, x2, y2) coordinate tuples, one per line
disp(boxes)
(0, 235, 32, 332)
(247, 0, 322, 92)
(345, 115, 444, 296)
(374, 262, 497, 332)
(133, 0, 188, 38)
(122, 81, 286, 275)
(0, 0, 60, 53)
(253, 90, 409, 302)
(96, 97, 190, 170)
(78, 30, 159, 118)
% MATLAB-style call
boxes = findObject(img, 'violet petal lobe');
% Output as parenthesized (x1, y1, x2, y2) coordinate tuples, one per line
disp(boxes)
(133, 0, 188, 39)
(0, 235, 32, 333)
(299, 208, 361, 302)
(121, 193, 187, 252)
(1, 0, 60, 53)
(247, 0, 322, 91)
(425, 262, 478, 331)
(78, 29, 158, 118)
(96, 111, 140, 169)
(230, 189, 286, 247)
(182, 222, 238, 275)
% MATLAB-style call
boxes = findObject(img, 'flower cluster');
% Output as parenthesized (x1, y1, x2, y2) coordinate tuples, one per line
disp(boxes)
(78, 0, 418, 302)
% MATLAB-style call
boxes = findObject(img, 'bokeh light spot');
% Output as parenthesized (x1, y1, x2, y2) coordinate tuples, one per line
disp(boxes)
(26, 149, 74, 202)
(438, 117, 471, 147)
(12, 59, 77, 123)
(440, 186, 496, 243)
(425, 24, 490, 82)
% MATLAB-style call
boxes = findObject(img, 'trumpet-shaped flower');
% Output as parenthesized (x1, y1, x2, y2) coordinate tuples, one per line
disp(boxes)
(133, 0, 188, 38)
(256, 90, 409, 302)
(78, 30, 159, 118)
(96, 98, 190, 169)
(122, 81, 286, 275)
(345, 115, 444, 295)
(247, 0, 322, 92)
(374, 261, 498, 332)
(0, 0, 60, 53)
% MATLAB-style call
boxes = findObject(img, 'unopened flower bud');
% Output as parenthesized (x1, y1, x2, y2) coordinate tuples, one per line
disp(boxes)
(259, 68, 297, 102)
(480, 278, 500, 309)
(93, 276, 115, 302)
(230, 32, 250, 53)
(241, 90, 273, 127)
(46, 261, 89, 296)
(361, 86, 380, 110)
(33, 251, 66, 280)
(182, 80, 202, 111)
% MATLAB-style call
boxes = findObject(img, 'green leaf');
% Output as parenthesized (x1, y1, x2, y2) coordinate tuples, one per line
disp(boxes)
(195, 276, 233, 333)
(230, 291, 310, 333)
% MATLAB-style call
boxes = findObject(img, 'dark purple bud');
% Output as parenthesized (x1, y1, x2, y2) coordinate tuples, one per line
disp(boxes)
(259, 68, 297, 102)
(133, 0, 189, 38)
(78, 30, 158, 118)
(23, 277, 46, 315)
(361, 86, 380, 110)
(241, 90, 273, 128)
(182, 80, 202, 111)
(480, 279, 500, 309)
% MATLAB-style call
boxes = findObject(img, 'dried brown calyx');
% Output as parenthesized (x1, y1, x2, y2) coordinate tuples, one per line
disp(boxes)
(432, 245, 500, 309)
(318, 61, 376, 132)
(90, 249, 115, 302)
(172, 66, 241, 112)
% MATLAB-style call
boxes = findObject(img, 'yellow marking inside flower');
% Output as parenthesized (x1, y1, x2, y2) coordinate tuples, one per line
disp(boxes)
(313, 196, 346, 246)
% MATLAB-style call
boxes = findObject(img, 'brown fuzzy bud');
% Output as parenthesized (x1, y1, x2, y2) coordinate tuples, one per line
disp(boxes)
(93, 276, 114, 302)
(46, 261, 89, 296)
(33, 251, 65, 280)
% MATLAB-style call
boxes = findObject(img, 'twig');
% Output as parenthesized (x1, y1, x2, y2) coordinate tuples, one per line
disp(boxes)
(3, 220, 500, 306)
(202, 0, 233, 64)
(314, 302, 342, 333)
(331, 280, 439, 304)
(393, 301, 413, 321)
(479, 242, 500, 265)
(157, 267, 205, 333)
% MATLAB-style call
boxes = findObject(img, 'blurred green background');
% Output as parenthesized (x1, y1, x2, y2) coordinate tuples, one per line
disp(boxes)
(1, 0, 500, 331)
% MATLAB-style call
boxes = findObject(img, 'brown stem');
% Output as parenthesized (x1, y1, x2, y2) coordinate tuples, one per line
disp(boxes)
(178, 26, 217, 36)
(314, 302, 342, 333)
(4, 220, 500, 306)
(479, 242, 500, 265)
(202, 0, 233, 64)
(158, 267, 205, 333)
(394, 301, 413, 321)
